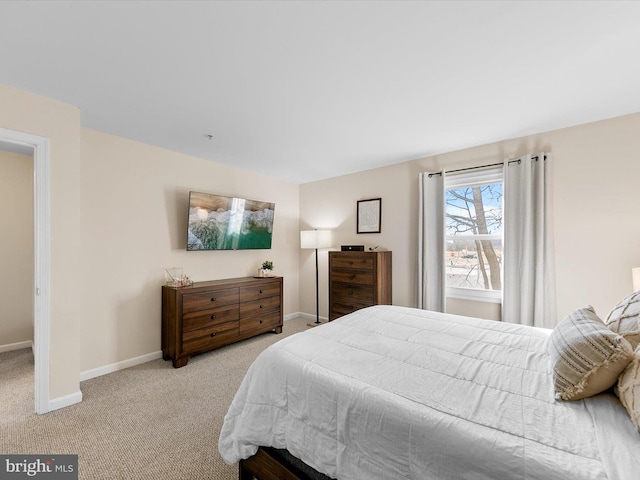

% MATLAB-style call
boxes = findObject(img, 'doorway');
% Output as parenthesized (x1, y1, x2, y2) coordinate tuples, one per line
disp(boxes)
(0, 128, 50, 414)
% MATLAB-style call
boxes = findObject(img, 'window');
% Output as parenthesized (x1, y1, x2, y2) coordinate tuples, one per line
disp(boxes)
(445, 168, 503, 303)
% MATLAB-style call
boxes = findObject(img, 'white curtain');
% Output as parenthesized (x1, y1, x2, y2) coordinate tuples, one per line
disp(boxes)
(418, 171, 445, 312)
(502, 153, 556, 328)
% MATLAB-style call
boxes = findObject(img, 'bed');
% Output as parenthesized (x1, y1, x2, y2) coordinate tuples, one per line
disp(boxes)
(219, 305, 640, 480)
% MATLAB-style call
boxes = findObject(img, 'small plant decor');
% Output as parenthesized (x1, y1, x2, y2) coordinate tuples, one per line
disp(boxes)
(258, 260, 274, 278)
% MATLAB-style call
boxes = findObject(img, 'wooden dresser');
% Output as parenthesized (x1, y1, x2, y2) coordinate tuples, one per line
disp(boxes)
(328, 251, 392, 321)
(162, 276, 283, 368)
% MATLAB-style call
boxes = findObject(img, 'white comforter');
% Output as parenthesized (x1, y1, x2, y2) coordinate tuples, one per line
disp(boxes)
(218, 305, 640, 479)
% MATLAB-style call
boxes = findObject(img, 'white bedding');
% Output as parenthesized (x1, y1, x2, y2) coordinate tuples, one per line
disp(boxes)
(218, 305, 640, 479)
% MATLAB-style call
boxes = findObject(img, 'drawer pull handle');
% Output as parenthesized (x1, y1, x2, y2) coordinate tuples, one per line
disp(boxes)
(210, 314, 216, 320)
(349, 274, 356, 280)
(259, 289, 263, 294)
(210, 332, 216, 337)
(210, 297, 216, 302)
(348, 261, 353, 265)
(259, 319, 263, 324)
(348, 290, 354, 295)
(259, 304, 263, 309)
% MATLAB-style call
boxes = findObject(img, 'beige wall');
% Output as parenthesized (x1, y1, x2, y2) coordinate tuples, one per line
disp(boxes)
(0, 151, 34, 346)
(300, 162, 418, 319)
(79, 129, 300, 372)
(0, 84, 82, 400)
(300, 112, 640, 324)
(0, 83, 299, 405)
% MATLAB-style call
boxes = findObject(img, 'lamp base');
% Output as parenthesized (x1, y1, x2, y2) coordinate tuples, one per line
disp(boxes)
(306, 321, 326, 328)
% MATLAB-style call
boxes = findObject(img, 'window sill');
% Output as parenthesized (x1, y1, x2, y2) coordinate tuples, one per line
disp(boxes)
(446, 287, 502, 304)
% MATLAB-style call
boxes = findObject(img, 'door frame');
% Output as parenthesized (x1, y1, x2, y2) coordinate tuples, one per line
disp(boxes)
(0, 127, 50, 414)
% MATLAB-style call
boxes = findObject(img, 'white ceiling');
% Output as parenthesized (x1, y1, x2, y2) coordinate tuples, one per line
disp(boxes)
(2, 1, 640, 184)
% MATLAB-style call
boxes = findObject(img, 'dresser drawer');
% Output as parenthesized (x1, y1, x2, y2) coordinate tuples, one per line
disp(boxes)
(330, 300, 371, 318)
(183, 321, 239, 354)
(182, 288, 239, 314)
(240, 283, 280, 302)
(240, 295, 281, 317)
(331, 254, 374, 271)
(331, 283, 374, 304)
(183, 304, 239, 332)
(239, 311, 281, 335)
(331, 271, 374, 286)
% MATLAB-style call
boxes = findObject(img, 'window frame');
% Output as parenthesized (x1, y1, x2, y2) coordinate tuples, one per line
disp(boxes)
(444, 167, 503, 304)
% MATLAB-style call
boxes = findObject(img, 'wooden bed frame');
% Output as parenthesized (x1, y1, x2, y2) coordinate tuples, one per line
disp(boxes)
(239, 447, 334, 480)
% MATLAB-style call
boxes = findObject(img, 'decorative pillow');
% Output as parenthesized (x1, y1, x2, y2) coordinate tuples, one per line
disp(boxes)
(548, 306, 634, 401)
(605, 291, 640, 349)
(616, 345, 640, 430)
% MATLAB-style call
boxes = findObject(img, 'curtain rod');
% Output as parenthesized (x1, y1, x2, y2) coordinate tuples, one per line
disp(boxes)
(427, 154, 546, 178)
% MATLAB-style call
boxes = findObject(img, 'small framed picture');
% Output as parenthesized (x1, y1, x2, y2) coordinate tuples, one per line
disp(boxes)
(357, 198, 381, 234)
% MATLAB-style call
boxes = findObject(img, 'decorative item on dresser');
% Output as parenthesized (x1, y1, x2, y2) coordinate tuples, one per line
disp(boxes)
(162, 276, 283, 368)
(329, 251, 391, 321)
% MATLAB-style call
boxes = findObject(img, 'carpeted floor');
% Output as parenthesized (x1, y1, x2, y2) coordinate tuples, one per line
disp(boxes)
(0, 317, 311, 479)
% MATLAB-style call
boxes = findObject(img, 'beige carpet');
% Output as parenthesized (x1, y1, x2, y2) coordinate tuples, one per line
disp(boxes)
(0, 317, 311, 479)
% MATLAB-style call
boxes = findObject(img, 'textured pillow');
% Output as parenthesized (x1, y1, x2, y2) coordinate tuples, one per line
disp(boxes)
(616, 345, 640, 430)
(549, 306, 634, 401)
(605, 290, 640, 349)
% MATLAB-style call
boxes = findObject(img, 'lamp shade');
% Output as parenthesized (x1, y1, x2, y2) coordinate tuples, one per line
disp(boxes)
(633, 268, 640, 291)
(300, 230, 332, 249)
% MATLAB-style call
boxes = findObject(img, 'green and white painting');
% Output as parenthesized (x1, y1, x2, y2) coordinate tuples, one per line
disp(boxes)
(187, 192, 275, 250)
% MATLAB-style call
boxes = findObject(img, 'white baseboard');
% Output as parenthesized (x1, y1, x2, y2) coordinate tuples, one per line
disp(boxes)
(0, 340, 33, 354)
(47, 390, 83, 413)
(50, 314, 322, 411)
(79, 314, 319, 382)
(76, 312, 322, 387)
(80, 350, 163, 382)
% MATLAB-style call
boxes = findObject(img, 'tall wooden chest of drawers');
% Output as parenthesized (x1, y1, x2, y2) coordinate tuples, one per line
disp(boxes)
(162, 276, 283, 368)
(328, 251, 392, 321)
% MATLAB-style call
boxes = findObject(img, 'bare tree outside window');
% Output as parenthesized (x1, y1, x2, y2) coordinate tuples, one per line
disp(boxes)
(445, 182, 503, 291)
